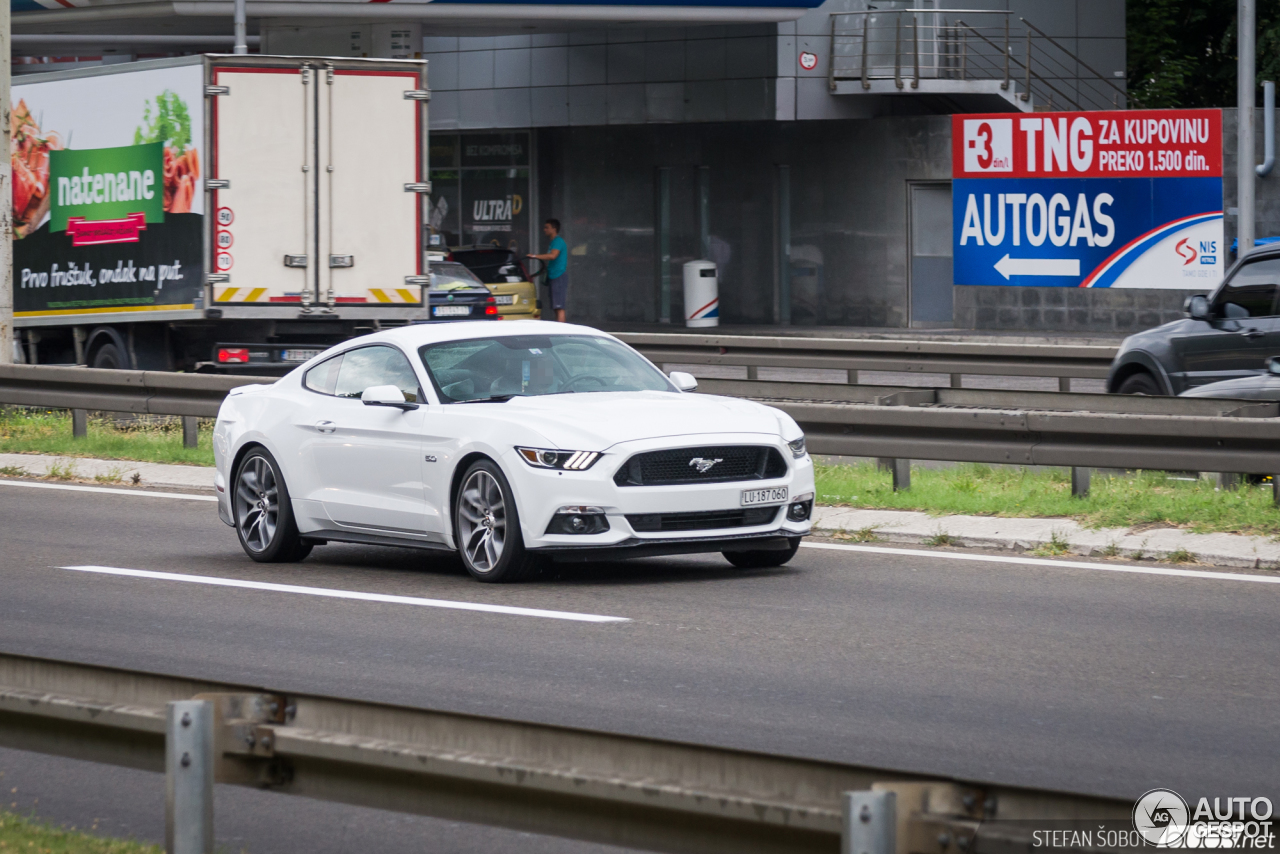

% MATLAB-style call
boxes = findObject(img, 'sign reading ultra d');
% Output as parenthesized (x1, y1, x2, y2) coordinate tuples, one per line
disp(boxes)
(50, 141, 164, 242)
(951, 110, 1224, 289)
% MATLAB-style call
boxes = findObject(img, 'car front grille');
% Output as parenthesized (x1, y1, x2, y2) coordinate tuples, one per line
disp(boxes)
(625, 507, 780, 533)
(613, 445, 788, 486)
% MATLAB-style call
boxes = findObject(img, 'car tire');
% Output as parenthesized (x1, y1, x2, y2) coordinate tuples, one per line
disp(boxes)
(723, 537, 802, 569)
(233, 447, 313, 563)
(453, 459, 544, 583)
(1116, 372, 1162, 395)
(92, 342, 125, 370)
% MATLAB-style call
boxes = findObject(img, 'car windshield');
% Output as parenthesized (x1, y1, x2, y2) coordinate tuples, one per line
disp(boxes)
(430, 263, 485, 291)
(451, 249, 527, 283)
(419, 334, 674, 402)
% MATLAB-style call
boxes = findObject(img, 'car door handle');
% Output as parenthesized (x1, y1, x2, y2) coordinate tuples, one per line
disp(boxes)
(315, 420, 336, 433)
(1239, 328, 1266, 339)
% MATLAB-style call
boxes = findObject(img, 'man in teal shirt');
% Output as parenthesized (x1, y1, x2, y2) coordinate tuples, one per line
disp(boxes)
(528, 218, 569, 322)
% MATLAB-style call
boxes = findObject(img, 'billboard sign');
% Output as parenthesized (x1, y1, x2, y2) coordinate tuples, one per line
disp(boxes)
(952, 109, 1223, 289)
(11, 64, 204, 317)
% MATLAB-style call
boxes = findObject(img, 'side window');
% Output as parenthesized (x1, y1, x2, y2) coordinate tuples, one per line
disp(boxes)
(304, 354, 342, 395)
(1217, 259, 1280, 318)
(333, 346, 422, 402)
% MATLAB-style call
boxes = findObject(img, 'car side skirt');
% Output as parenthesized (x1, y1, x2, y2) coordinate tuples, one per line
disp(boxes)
(302, 529, 455, 552)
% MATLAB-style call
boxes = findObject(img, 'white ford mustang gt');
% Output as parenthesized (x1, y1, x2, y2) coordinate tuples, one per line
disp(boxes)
(213, 321, 814, 582)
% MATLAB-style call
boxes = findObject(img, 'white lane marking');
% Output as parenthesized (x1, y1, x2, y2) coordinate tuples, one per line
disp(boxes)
(0, 480, 217, 502)
(60, 566, 630, 623)
(801, 541, 1280, 585)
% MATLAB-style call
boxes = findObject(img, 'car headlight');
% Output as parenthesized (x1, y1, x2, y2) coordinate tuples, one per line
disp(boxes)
(516, 447, 601, 471)
(787, 436, 807, 459)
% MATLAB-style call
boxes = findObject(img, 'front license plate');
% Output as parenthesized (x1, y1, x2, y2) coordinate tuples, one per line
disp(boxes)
(282, 349, 322, 363)
(740, 487, 788, 506)
(492, 294, 516, 305)
(433, 305, 471, 316)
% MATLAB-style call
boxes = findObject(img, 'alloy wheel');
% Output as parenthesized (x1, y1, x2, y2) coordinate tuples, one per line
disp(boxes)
(236, 455, 279, 553)
(457, 469, 507, 572)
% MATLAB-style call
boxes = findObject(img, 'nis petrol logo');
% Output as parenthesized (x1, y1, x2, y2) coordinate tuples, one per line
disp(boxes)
(1176, 238, 1218, 266)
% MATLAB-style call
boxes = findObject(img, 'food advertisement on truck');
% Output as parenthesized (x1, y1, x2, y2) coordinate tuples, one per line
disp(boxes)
(952, 109, 1224, 289)
(11, 65, 204, 318)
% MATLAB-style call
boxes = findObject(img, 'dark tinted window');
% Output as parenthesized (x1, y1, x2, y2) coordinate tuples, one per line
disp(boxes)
(419, 334, 671, 402)
(430, 262, 485, 291)
(452, 249, 528, 283)
(1218, 259, 1280, 318)
(304, 354, 342, 395)
(333, 346, 422, 402)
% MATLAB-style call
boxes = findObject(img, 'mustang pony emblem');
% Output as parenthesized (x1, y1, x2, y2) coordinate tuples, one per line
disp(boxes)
(688, 457, 723, 473)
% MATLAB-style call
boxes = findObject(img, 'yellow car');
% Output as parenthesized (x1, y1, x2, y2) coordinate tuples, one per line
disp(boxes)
(447, 245, 541, 320)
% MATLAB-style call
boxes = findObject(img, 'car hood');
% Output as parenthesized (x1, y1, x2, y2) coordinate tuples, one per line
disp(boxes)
(480, 391, 791, 450)
(1180, 374, 1280, 399)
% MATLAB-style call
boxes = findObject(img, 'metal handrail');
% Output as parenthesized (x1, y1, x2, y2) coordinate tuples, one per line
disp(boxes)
(1019, 16, 1140, 108)
(829, 9, 1130, 111)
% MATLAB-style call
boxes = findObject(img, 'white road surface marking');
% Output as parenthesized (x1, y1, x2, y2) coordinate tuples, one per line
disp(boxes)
(0, 480, 217, 501)
(59, 565, 630, 623)
(802, 541, 1280, 585)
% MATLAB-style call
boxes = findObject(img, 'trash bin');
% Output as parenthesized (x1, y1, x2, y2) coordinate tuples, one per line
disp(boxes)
(682, 260, 719, 328)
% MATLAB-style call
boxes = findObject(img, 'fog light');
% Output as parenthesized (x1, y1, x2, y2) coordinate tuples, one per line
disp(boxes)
(545, 505, 610, 535)
(787, 492, 814, 522)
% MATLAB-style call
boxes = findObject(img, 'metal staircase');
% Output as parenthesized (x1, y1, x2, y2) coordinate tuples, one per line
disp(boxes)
(828, 8, 1135, 113)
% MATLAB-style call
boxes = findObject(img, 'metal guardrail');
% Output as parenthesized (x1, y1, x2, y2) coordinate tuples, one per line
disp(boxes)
(614, 332, 1119, 387)
(2, 364, 1276, 478)
(0, 364, 273, 418)
(0, 650, 1132, 854)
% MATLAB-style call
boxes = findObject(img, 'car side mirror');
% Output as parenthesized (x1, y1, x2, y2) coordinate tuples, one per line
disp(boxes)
(1184, 294, 1210, 320)
(361, 384, 418, 411)
(668, 371, 698, 392)
(1269, 357, 1280, 376)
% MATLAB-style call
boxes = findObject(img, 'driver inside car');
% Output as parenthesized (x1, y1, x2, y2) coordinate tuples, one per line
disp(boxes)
(489, 352, 558, 397)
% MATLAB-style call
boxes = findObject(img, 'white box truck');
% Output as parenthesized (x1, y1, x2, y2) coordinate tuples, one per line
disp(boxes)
(10, 54, 433, 374)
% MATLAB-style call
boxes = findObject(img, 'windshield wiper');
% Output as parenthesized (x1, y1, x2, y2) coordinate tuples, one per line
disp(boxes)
(456, 394, 519, 404)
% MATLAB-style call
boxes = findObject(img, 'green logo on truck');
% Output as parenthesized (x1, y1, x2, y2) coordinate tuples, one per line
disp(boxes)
(49, 142, 165, 232)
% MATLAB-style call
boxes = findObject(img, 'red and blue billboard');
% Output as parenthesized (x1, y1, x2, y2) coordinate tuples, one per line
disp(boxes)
(952, 109, 1224, 289)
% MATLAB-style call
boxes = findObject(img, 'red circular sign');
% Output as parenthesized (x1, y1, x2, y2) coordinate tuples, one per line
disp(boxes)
(799, 51, 818, 71)
(216, 252, 234, 271)
(216, 207, 235, 227)
(216, 230, 234, 249)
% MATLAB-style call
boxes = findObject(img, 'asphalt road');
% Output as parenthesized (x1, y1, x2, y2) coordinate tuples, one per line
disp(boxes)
(2, 481, 1278, 851)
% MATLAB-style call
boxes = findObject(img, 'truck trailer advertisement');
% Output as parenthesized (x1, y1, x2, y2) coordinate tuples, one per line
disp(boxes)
(951, 109, 1224, 290)
(11, 64, 205, 318)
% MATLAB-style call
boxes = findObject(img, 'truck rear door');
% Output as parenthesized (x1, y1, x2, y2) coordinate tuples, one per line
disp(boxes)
(209, 59, 427, 308)
(209, 63, 314, 305)
(319, 67, 427, 306)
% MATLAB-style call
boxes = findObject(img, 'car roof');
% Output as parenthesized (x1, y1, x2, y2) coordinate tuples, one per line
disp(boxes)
(357, 320, 612, 350)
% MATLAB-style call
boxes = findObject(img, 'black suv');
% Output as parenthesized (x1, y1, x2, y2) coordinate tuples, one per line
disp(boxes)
(1107, 245, 1280, 395)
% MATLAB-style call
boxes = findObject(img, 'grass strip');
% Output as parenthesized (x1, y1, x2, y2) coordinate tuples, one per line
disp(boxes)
(0, 408, 214, 467)
(0, 810, 160, 853)
(815, 461, 1280, 537)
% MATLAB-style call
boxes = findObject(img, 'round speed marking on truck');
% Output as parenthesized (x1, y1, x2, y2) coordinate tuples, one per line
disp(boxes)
(799, 51, 818, 71)
(216, 230, 234, 249)
(216, 208, 235, 227)
(216, 252, 234, 271)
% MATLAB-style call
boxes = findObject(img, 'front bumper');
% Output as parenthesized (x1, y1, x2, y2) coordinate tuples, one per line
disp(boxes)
(501, 435, 815, 557)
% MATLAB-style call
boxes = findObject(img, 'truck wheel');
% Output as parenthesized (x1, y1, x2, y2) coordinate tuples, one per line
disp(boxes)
(1117, 372, 1161, 395)
(92, 343, 125, 370)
